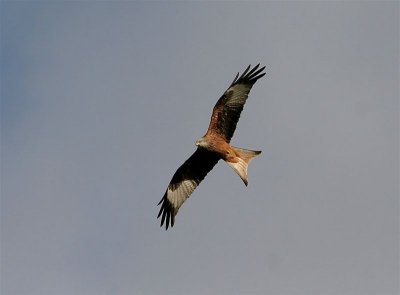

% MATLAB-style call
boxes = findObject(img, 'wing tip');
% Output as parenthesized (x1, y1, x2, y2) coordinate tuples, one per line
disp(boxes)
(157, 193, 175, 230)
(231, 64, 267, 86)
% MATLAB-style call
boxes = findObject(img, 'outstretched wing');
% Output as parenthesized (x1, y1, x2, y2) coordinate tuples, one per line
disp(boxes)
(206, 64, 266, 142)
(157, 148, 220, 230)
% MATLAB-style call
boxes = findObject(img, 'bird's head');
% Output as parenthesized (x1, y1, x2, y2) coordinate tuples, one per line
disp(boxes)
(195, 137, 209, 148)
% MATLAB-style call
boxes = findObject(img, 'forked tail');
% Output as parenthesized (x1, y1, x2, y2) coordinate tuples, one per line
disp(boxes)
(225, 147, 261, 186)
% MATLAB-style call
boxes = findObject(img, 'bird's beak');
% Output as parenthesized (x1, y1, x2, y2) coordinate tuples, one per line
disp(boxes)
(195, 140, 199, 146)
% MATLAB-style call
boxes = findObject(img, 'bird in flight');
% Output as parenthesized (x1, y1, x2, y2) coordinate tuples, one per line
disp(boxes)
(157, 64, 266, 230)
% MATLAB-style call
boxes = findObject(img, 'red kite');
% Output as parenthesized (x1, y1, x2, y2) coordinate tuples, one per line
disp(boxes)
(157, 64, 266, 230)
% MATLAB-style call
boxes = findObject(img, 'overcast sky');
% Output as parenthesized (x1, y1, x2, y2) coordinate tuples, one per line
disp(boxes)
(1, 1, 398, 294)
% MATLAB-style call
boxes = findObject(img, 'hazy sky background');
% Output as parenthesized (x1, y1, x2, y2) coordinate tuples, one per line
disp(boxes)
(1, 1, 398, 294)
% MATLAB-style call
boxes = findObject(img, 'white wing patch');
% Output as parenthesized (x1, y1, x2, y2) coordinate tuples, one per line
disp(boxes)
(167, 179, 198, 210)
(226, 84, 252, 107)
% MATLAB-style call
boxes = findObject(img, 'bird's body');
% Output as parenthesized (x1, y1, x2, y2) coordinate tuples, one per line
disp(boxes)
(196, 135, 261, 185)
(158, 64, 266, 230)
(195, 134, 230, 155)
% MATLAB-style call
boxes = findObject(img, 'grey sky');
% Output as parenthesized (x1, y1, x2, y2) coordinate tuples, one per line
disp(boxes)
(1, 1, 398, 294)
